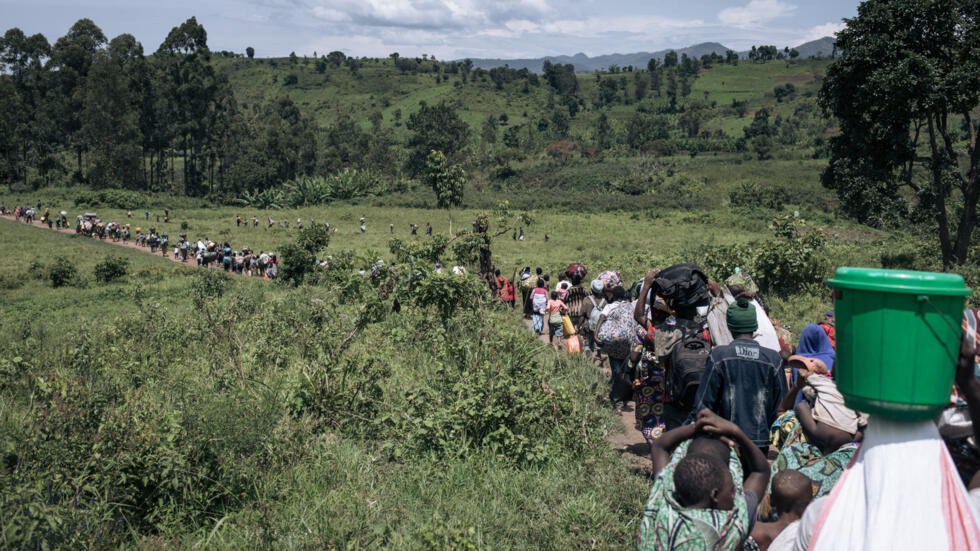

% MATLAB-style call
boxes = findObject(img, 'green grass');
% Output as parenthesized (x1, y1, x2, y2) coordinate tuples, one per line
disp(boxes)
(0, 211, 653, 549)
(212, 56, 830, 149)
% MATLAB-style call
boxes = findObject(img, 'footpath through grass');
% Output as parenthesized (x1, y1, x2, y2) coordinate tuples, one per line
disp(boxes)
(0, 215, 651, 549)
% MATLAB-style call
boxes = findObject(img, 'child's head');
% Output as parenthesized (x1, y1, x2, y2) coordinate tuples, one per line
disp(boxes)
(673, 454, 735, 510)
(537, 279, 545, 288)
(770, 470, 813, 518)
(550, 291, 558, 300)
(687, 436, 731, 466)
(536, 267, 543, 275)
(495, 269, 501, 276)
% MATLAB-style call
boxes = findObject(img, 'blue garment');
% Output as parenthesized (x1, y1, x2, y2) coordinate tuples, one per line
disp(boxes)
(790, 324, 837, 404)
(797, 324, 836, 370)
(687, 338, 788, 447)
(532, 313, 544, 334)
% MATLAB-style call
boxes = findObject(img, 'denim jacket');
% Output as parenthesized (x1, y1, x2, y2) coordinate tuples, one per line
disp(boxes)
(687, 338, 787, 446)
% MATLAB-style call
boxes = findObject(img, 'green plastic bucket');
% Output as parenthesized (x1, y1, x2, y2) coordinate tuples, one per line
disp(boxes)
(827, 267, 971, 420)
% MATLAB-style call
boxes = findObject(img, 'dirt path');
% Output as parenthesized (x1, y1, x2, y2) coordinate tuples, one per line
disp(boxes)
(9, 212, 653, 473)
(0, 214, 257, 275)
(522, 316, 651, 475)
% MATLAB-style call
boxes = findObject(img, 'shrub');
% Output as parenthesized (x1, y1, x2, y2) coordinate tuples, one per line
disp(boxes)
(278, 242, 316, 286)
(93, 256, 129, 283)
(72, 189, 150, 209)
(729, 181, 790, 211)
(192, 269, 229, 309)
(0, 272, 26, 290)
(546, 140, 580, 162)
(48, 257, 77, 288)
(389, 235, 449, 264)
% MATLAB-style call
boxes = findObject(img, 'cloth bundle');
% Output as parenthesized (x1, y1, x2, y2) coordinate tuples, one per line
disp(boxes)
(802, 416, 980, 550)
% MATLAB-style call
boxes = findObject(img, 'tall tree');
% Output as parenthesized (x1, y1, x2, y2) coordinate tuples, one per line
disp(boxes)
(155, 17, 227, 196)
(594, 112, 613, 149)
(49, 19, 107, 176)
(819, 0, 980, 266)
(424, 150, 465, 236)
(1, 28, 54, 187)
(406, 101, 470, 175)
(80, 51, 142, 188)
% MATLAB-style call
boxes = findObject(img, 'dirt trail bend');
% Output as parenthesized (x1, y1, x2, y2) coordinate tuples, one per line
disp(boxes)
(521, 316, 651, 474)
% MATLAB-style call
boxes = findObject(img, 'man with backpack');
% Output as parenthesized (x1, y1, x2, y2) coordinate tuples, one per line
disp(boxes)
(686, 297, 788, 452)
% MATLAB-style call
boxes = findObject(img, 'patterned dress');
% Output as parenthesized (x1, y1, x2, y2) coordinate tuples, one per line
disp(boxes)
(638, 441, 751, 551)
(764, 411, 858, 520)
(635, 323, 669, 446)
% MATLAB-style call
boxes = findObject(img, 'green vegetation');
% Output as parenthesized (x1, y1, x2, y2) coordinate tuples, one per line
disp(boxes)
(3, 3, 980, 546)
(0, 218, 646, 548)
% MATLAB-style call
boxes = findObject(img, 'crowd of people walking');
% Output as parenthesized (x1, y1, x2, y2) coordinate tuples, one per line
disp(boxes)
(5, 200, 980, 549)
(493, 261, 980, 550)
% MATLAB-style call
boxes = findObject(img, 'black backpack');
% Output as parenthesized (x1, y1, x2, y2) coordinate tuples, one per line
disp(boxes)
(655, 263, 710, 310)
(667, 328, 711, 411)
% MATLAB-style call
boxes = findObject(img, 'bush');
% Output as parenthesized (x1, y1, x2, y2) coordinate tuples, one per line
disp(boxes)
(93, 256, 130, 283)
(694, 214, 827, 297)
(546, 140, 580, 162)
(72, 189, 150, 209)
(48, 257, 77, 288)
(729, 181, 789, 210)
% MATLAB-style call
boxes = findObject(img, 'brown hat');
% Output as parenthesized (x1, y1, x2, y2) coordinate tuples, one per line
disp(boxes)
(787, 355, 828, 376)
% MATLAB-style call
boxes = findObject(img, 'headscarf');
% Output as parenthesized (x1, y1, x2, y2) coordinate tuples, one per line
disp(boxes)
(590, 279, 604, 295)
(726, 296, 758, 334)
(725, 268, 758, 295)
(797, 324, 836, 372)
(597, 270, 622, 290)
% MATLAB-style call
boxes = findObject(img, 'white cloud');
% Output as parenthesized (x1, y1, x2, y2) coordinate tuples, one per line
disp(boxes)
(310, 7, 350, 22)
(540, 15, 705, 38)
(301, 0, 552, 30)
(804, 21, 844, 41)
(241, 0, 841, 59)
(718, 0, 796, 29)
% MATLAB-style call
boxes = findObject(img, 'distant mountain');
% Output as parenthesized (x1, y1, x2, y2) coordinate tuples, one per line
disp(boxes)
(792, 37, 837, 59)
(467, 42, 732, 73)
(464, 38, 836, 73)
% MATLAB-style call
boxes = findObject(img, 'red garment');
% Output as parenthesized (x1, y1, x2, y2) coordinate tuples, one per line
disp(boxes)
(496, 276, 515, 301)
(819, 322, 836, 348)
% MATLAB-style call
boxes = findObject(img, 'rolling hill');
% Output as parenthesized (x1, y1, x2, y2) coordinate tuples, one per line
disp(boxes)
(464, 37, 836, 73)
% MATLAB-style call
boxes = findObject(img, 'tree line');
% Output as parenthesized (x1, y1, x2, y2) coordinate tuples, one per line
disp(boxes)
(0, 18, 320, 197)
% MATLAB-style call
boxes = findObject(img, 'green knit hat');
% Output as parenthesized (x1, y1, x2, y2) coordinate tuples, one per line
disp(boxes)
(727, 296, 758, 334)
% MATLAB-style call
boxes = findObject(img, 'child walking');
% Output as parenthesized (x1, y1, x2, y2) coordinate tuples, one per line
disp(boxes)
(546, 291, 568, 345)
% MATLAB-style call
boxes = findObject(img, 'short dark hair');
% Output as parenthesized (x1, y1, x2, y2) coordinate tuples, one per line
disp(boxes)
(609, 285, 628, 301)
(550, 291, 558, 300)
(536, 267, 543, 274)
(688, 436, 731, 466)
(770, 470, 813, 516)
(673, 454, 728, 508)
(494, 269, 500, 276)
(536, 279, 545, 288)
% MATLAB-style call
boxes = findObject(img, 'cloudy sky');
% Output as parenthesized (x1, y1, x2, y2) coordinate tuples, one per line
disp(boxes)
(2, 0, 857, 59)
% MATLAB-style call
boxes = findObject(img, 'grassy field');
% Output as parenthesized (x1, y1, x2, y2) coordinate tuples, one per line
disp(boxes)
(4, 185, 936, 334)
(213, 55, 831, 145)
(0, 215, 654, 549)
(4, 49, 974, 549)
